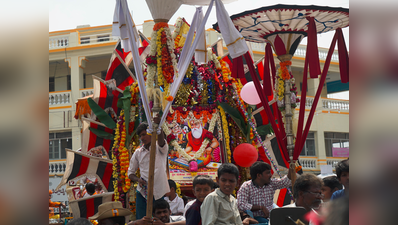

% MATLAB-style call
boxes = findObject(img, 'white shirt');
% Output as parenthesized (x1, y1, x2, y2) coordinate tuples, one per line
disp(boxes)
(183, 200, 195, 217)
(127, 142, 170, 200)
(165, 196, 185, 215)
(170, 215, 185, 222)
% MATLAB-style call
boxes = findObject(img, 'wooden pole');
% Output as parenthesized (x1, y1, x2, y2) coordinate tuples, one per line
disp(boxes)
(146, 124, 158, 217)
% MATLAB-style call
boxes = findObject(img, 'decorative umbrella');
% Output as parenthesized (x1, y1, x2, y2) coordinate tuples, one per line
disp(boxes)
(213, 5, 349, 183)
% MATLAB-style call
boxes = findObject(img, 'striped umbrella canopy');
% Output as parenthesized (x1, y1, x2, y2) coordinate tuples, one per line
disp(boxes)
(213, 4, 349, 58)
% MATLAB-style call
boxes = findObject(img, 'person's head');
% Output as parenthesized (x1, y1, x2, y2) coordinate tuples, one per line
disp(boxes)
(189, 120, 203, 139)
(85, 183, 96, 195)
(336, 159, 349, 190)
(323, 196, 349, 225)
(165, 179, 177, 197)
(136, 122, 151, 146)
(293, 173, 324, 211)
(217, 163, 239, 196)
(66, 218, 92, 225)
(192, 175, 215, 202)
(49, 190, 53, 199)
(88, 201, 132, 225)
(152, 199, 171, 223)
(250, 161, 272, 186)
(322, 176, 343, 202)
(98, 217, 125, 225)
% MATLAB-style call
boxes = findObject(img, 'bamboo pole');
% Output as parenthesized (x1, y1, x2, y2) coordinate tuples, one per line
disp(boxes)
(278, 54, 297, 198)
(146, 126, 158, 217)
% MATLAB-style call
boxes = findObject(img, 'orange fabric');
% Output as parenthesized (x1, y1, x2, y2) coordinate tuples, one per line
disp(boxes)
(74, 98, 92, 119)
(49, 200, 61, 207)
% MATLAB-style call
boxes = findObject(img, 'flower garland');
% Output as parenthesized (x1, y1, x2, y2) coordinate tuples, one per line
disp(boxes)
(163, 110, 219, 162)
(218, 105, 231, 163)
(220, 58, 231, 83)
(112, 110, 131, 202)
(111, 84, 140, 204)
(274, 61, 298, 111)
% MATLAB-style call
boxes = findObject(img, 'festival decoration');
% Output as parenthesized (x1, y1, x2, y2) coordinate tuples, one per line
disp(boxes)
(233, 143, 258, 167)
(240, 81, 262, 105)
(213, 4, 349, 163)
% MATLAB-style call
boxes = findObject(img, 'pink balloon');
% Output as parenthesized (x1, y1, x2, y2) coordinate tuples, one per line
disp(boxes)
(240, 81, 262, 105)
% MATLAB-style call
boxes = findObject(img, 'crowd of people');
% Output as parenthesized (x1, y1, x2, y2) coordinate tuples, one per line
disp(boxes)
(63, 119, 349, 225)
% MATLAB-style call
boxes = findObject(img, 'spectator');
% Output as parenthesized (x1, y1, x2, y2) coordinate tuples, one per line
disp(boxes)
(285, 173, 324, 212)
(88, 201, 132, 225)
(237, 161, 295, 223)
(322, 176, 342, 202)
(128, 116, 170, 219)
(185, 175, 215, 225)
(331, 159, 349, 200)
(83, 183, 96, 197)
(201, 163, 242, 225)
(165, 179, 185, 216)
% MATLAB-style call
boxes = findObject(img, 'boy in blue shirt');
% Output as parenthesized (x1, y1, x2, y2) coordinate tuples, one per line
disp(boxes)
(331, 159, 349, 200)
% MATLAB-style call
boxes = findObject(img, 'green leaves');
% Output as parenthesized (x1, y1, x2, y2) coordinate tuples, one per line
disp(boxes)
(217, 101, 248, 137)
(256, 124, 274, 136)
(89, 127, 114, 140)
(118, 87, 133, 147)
(87, 98, 116, 129)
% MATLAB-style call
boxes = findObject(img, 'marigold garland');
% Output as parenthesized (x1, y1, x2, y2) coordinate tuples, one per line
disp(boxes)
(218, 106, 231, 163)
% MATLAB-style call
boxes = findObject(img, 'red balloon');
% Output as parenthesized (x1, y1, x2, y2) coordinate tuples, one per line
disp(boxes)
(233, 143, 258, 167)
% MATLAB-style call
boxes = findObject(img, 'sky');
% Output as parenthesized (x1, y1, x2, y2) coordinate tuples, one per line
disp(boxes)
(49, 0, 349, 99)
(49, 0, 349, 49)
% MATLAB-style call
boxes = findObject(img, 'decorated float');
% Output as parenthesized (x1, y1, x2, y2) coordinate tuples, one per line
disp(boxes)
(55, 0, 348, 221)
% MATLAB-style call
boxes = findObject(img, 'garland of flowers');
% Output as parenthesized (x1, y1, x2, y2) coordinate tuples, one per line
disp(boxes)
(218, 105, 231, 163)
(163, 110, 219, 161)
(275, 61, 298, 111)
(219, 58, 231, 83)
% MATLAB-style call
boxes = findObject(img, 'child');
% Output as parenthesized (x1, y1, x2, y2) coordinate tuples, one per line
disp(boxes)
(185, 175, 215, 225)
(200, 163, 242, 225)
(331, 158, 349, 200)
(164, 179, 185, 216)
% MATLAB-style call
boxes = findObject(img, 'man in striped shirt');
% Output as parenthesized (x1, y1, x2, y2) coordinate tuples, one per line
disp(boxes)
(237, 162, 295, 223)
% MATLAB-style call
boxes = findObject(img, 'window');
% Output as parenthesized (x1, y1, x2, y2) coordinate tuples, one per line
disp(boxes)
(300, 132, 316, 156)
(67, 75, 71, 90)
(324, 132, 349, 157)
(97, 35, 110, 42)
(81, 37, 90, 44)
(49, 131, 72, 160)
(49, 77, 55, 92)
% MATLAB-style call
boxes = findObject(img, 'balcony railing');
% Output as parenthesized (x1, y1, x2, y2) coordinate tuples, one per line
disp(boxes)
(80, 88, 93, 98)
(327, 158, 345, 169)
(248, 42, 340, 62)
(49, 160, 67, 175)
(49, 35, 69, 49)
(296, 96, 349, 113)
(49, 91, 71, 106)
(298, 157, 317, 169)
